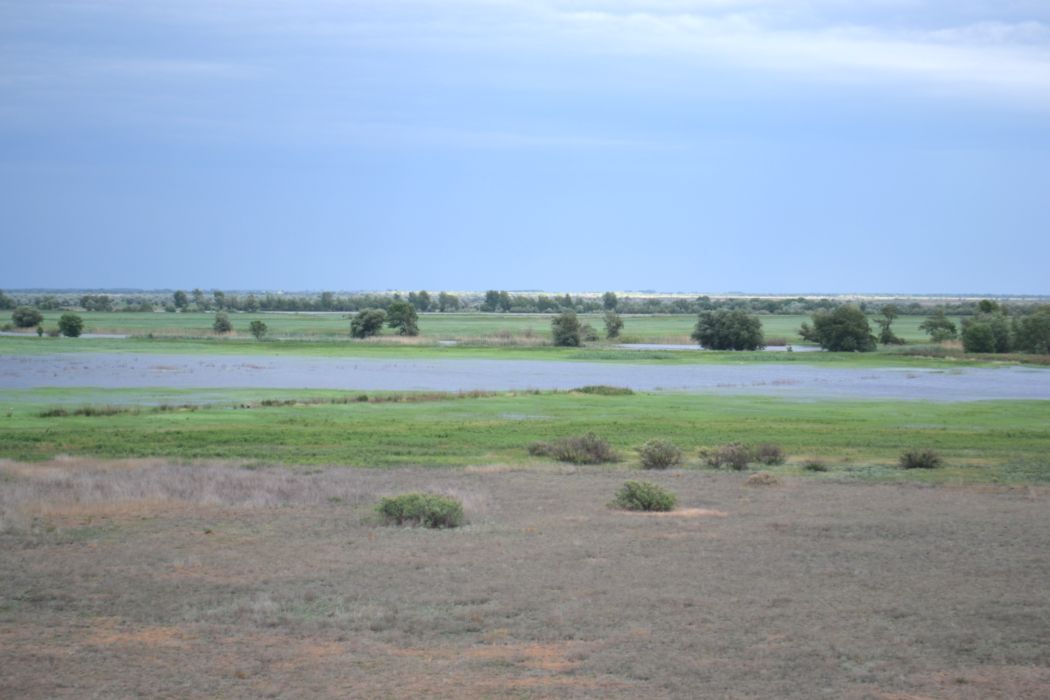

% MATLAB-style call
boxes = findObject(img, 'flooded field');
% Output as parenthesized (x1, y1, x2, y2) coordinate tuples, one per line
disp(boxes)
(4, 352, 1050, 401)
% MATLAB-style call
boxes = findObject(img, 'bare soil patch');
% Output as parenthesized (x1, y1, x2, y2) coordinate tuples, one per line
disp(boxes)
(2, 462, 1049, 698)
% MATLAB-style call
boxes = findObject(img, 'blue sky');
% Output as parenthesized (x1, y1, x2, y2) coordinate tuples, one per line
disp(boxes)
(2, 1, 1049, 294)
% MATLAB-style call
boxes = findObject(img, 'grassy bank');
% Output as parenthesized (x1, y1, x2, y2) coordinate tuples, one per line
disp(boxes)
(2, 389, 1048, 483)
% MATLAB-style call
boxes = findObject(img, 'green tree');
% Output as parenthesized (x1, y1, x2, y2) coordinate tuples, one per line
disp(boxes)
(918, 309, 958, 342)
(799, 306, 876, 351)
(351, 309, 386, 338)
(961, 312, 1011, 353)
(876, 304, 904, 345)
(11, 307, 43, 328)
(173, 290, 189, 310)
(249, 320, 268, 340)
(212, 312, 233, 334)
(437, 292, 460, 312)
(602, 291, 619, 311)
(386, 300, 419, 336)
(320, 291, 335, 310)
(691, 310, 764, 350)
(212, 290, 226, 310)
(1015, 307, 1050, 354)
(0, 290, 14, 310)
(408, 291, 432, 312)
(603, 311, 624, 339)
(244, 294, 259, 313)
(58, 313, 84, 338)
(551, 310, 581, 346)
(977, 299, 1001, 314)
(192, 288, 207, 310)
(481, 290, 501, 312)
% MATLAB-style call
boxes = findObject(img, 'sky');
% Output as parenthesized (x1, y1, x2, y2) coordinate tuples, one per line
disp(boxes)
(2, 0, 1049, 294)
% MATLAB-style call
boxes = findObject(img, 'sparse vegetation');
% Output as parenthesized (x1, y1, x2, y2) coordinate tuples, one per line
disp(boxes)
(753, 443, 786, 465)
(638, 439, 683, 469)
(573, 385, 634, 396)
(899, 448, 943, 470)
(802, 459, 828, 472)
(376, 493, 464, 528)
(701, 442, 753, 470)
(746, 471, 781, 486)
(611, 480, 677, 511)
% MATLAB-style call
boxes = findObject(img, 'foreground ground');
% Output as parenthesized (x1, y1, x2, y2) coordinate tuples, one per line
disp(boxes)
(1, 461, 1048, 699)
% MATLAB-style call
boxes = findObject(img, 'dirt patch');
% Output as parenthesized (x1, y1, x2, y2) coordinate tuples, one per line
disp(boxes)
(628, 507, 729, 518)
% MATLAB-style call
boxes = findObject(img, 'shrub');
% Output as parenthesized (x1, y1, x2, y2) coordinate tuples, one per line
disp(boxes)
(691, 310, 764, 350)
(701, 442, 752, 470)
(573, 385, 633, 396)
(899, 448, 943, 470)
(12, 307, 43, 328)
(376, 493, 464, 528)
(212, 312, 233, 334)
(527, 432, 618, 464)
(249, 320, 268, 340)
(580, 323, 599, 342)
(638, 439, 683, 469)
(802, 459, 828, 472)
(603, 311, 624, 339)
(919, 309, 958, 342)
(961, 313, 1011, 353)
(551, 310, 581, 347)
(611, 481, 677, 511)
(753, 443, 786, 466)
(386, 300, 419, 336)
(57, 313, 84, 338)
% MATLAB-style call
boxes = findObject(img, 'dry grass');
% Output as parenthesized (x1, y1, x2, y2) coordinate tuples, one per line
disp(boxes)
(2, 461, 1049, 699)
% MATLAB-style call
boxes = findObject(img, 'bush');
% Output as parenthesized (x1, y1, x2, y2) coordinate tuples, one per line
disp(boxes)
(376, 493, 464, 528)
(249, 320, 268, 340)
(527, 432, 618, 464)
(573, 385, 633, 396)
(386, 300, 419, 336)
(799, 306, 876, 352)
(802, 459, 828, 472)
(611, 481, 677, 511)
(580, 323, 599, 342)
(351, 309, 386, 338)
(701, 442, 752, 470)
(961, 313, 1011, 353)
(603, 311, 624, 339)
(745, 471, 780, 487)
(691, 310, 764, 350)
(899, 448, 943, 470)
(212, 311, 233, 334)
(638, 439, 683, 469)
(11, 307, 43, 328)
(753, 443, 786, 466)
(551, 310, 581, 347)
(57, 313, 84, 338)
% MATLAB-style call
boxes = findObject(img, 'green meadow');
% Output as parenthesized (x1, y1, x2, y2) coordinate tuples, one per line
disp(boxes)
(2, 388, 1048, 484)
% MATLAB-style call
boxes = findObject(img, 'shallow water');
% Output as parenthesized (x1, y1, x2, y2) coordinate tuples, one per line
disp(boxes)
(3, 352, 1050, 401)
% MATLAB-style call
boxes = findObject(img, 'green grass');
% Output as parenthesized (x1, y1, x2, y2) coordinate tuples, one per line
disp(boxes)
(2, 388, 1048, 483)
(10, 310, 952, 344)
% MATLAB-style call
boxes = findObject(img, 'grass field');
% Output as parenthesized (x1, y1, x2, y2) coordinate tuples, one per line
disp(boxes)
(10, 311, 949, 344)
(2, 388, 1048, 483)
(2, 462, 1048, 698)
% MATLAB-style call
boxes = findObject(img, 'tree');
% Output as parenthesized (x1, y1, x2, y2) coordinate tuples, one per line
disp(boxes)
(351, 309, 386, 338)
(244, 294, 259, 313)
(977, 299, 1001, 314)
(192, 288, 206, 309)
(799, 306, 876, 352)
(249, 320, 268, 340)
(12, 307, 43, 328)
(691, 310, 764, 350)
(437, 292, 460, 312)
(386, 300, 419, 336)
(58, 313, 84, 338)
(319, 291, 335, 310)
(961, 313, 1011, 353)
(173, 290, 189, 311)
(604, 311, 624, 339)
(212, 290, 226, 310)
(212, 312, 233, 334)
(919, 309, 958, 342)
(408, 291, 431, 312)
(498, 291, 512, 312)
(602, 291, 619, 311)
(481, 290, 501, 312)
(551, 310, 581, 346)
(1015, 307, 1050, 354)
(0, 290, 13, 310)
(876, 304, 904, 345)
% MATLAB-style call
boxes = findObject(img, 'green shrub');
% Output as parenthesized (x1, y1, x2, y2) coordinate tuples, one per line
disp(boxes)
(802, 459, 828, 472)
(58, 313, 84, 338)
(611, 481, 677, 512)
(376, 493, 464, 528)
(573, 385, 634, 396)
(527, 432, 618, 464)
(899, 449, 943, 470)
(551, 310, 581, 346)
(638, 439, 683, 469)
(753, 443, 786, 466)
(212, 312, 232, 334)
(701, 442, 752, 470)
(249, 320, 268, 340)
(12, 307, 43, 328)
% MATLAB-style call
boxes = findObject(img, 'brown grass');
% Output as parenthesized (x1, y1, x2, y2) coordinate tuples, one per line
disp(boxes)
(2, 462, 1049, 699)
